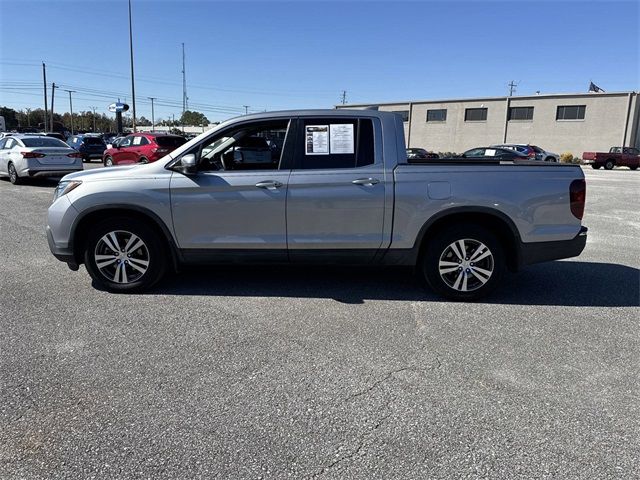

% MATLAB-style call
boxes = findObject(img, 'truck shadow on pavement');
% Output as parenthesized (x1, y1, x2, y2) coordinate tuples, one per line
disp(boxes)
(149, 260, 639, 307)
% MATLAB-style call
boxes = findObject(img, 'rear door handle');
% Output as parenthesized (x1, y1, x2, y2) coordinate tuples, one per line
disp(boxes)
(352, 177, 380, 186)
(255, 180, 283, 190)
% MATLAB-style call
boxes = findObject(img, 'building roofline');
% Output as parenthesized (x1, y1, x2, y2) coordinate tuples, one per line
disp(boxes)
(337, 91, 638, 108)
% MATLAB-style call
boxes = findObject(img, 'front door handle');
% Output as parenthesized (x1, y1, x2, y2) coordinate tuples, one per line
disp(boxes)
(255, 180, 283, 190)
(352, 177, 380, 186)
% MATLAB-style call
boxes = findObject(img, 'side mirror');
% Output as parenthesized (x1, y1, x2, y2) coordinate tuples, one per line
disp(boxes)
(175, 153, 197, 175)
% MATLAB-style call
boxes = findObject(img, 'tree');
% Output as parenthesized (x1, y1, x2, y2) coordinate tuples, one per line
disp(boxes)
(179, 110, 209, 126)
(0, 106, 19, 130)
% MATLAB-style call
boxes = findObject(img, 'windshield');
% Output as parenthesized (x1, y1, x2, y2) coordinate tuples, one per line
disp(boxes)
(21, 137, 69, 148)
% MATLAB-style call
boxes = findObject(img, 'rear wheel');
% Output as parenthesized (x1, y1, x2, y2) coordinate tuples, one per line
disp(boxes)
(8, 162, 22, 185)
(84, 218, 166, 292)
(138, 157, 149, 164)
(421, 224, 505, 301)
(591, 164, 601, 169)
(104, 156, 114, 167)
(604, 159, 615, 170)
(630, 166, 638, 171)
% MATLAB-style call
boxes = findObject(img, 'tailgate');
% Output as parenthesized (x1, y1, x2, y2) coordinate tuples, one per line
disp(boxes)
(31, 148, 78, 165)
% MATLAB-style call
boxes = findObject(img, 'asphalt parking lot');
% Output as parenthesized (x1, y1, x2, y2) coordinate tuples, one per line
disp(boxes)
(0, 165, 638, 479)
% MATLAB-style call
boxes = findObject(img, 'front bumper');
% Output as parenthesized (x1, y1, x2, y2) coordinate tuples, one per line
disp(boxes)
(519, 226, 588, 266)
(46, 225, 77, 267)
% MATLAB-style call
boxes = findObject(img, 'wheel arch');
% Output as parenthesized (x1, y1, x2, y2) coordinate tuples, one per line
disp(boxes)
(414, 207, 522, 272)
(71, 205, 180, 270)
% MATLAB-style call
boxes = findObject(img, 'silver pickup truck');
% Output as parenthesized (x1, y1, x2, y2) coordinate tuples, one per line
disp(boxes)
(46, 110, 587, 300)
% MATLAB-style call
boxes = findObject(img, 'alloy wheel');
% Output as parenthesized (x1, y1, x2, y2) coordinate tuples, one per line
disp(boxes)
(438, 238, 494, 292)
(94, 230, 150, 284)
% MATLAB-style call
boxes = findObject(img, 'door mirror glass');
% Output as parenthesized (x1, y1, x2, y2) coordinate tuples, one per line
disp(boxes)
(175, 153, 197, 175)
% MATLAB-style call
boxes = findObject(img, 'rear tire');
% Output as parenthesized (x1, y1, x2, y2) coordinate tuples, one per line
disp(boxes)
(8, 162, 22, 185)
(591, 164, 601, 169)
(104, 156, 114, 167)
(83, 218, 166, 293)
(421, 224, 505, 301)
(139, 157, 149, 164)
(630, 166, 638, 171)
(604, 159, 615, 170)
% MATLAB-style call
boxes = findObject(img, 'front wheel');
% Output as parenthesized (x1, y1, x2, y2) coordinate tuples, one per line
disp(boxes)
(84, 218, 166, 292)
(104, 156, 114, 167)
(421, 225, 505, 301)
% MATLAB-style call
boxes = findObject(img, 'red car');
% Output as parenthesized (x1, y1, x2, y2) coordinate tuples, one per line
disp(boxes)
(102, 133, 186, 166)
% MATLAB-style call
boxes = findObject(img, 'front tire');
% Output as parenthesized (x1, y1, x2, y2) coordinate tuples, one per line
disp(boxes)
(604, 159, 615, 170)
(421, 224, 505, 301)
(84, 218, 166, 292)
(8, 162, 23, 185)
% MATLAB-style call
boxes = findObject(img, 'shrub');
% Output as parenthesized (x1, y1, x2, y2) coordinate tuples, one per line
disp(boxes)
(560, 152, 574, 163)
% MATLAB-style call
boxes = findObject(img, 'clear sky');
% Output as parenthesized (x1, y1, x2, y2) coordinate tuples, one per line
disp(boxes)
(1, 0, 638, 123)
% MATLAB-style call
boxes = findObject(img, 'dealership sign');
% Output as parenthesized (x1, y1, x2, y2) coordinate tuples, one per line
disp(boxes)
(108, 102, 130, 113)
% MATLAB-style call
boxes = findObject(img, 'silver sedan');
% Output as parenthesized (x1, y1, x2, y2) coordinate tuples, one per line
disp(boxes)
(0, 135, 83, 185)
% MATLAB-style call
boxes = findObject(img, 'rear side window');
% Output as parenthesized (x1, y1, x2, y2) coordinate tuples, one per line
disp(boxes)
(298, 118, 375, 169)
(21, 137, 69, 148)
(156, 136, 186, 148)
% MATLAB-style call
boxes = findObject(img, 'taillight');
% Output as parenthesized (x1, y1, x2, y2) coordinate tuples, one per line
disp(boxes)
(21, 151, 45, 158)
(570, 179, 586, 219)
(67, 152, 83, 158)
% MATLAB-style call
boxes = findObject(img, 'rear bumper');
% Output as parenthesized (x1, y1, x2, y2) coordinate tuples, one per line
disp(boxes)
(29, 169, 83, 178)
(519, 226, 588, 266)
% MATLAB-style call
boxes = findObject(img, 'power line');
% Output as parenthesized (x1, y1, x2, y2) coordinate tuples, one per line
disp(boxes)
(508, 80, 519, 96)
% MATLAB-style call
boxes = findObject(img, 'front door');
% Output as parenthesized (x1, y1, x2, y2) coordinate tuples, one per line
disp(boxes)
(286, 117, 386, 263)
(170, 118, 294, 262)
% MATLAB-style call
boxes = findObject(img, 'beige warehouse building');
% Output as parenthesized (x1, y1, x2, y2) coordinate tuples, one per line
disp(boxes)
(338, 91, 639, 156)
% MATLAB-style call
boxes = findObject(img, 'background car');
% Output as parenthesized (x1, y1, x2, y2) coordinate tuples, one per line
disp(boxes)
(406, 147, 439, 160)
(492, 143, 559, 162)
(67, 134, 107, 163)
(462, 146, 529, 160)
(102, 133, 186, 166)
(0, 134, 82, 184)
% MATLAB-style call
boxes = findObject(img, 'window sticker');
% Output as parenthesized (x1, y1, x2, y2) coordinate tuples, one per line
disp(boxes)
(329, 124, 354, 154)
(133, 136, 143, 145)
(485, 149, 496, 157)
(305, 125, 329, 155)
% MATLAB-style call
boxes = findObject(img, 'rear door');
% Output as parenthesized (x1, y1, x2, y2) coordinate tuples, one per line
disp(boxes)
(286, 116, 385, 263)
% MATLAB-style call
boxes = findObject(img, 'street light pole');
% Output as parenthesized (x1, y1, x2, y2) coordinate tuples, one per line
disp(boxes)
(64, 90, 76, 134)
(50, 83, 58, 133)
(148, 97, 156, 131)
(128, 0, 137, 132)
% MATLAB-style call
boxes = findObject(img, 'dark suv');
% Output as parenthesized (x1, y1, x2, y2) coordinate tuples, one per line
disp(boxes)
(67, 135, 107, 163)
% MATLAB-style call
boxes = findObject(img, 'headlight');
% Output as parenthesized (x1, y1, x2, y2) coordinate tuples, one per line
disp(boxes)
(53, 180, 82, 202)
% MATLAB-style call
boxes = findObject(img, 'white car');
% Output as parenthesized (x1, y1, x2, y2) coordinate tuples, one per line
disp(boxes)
(0, 134, 83, 185)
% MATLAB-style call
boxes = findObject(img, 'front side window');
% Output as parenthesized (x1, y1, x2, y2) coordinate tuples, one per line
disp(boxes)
(197, 120, 290, 171)
(465, 108, 488, 122)
(426, 109, 447, 122)
(556, 105, 586, 120)
(297, 118, 375, 170)
(120, 136, 133, 148)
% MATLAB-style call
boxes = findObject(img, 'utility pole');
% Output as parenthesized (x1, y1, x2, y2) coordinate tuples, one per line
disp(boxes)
(508, 80, 518, 97)
(50, 83, 58, 133)
(182, 42, 188, 114)
(128, 0, 137, 132)
(148, 97, 156, 131)
(243, 105, 249, 115)
(64, 90, 76, 134)
(90, 106, 97, 132)
(341, 90, 347, 105)
(42, 63, 48, 131)
(26, 108, 31, 127)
